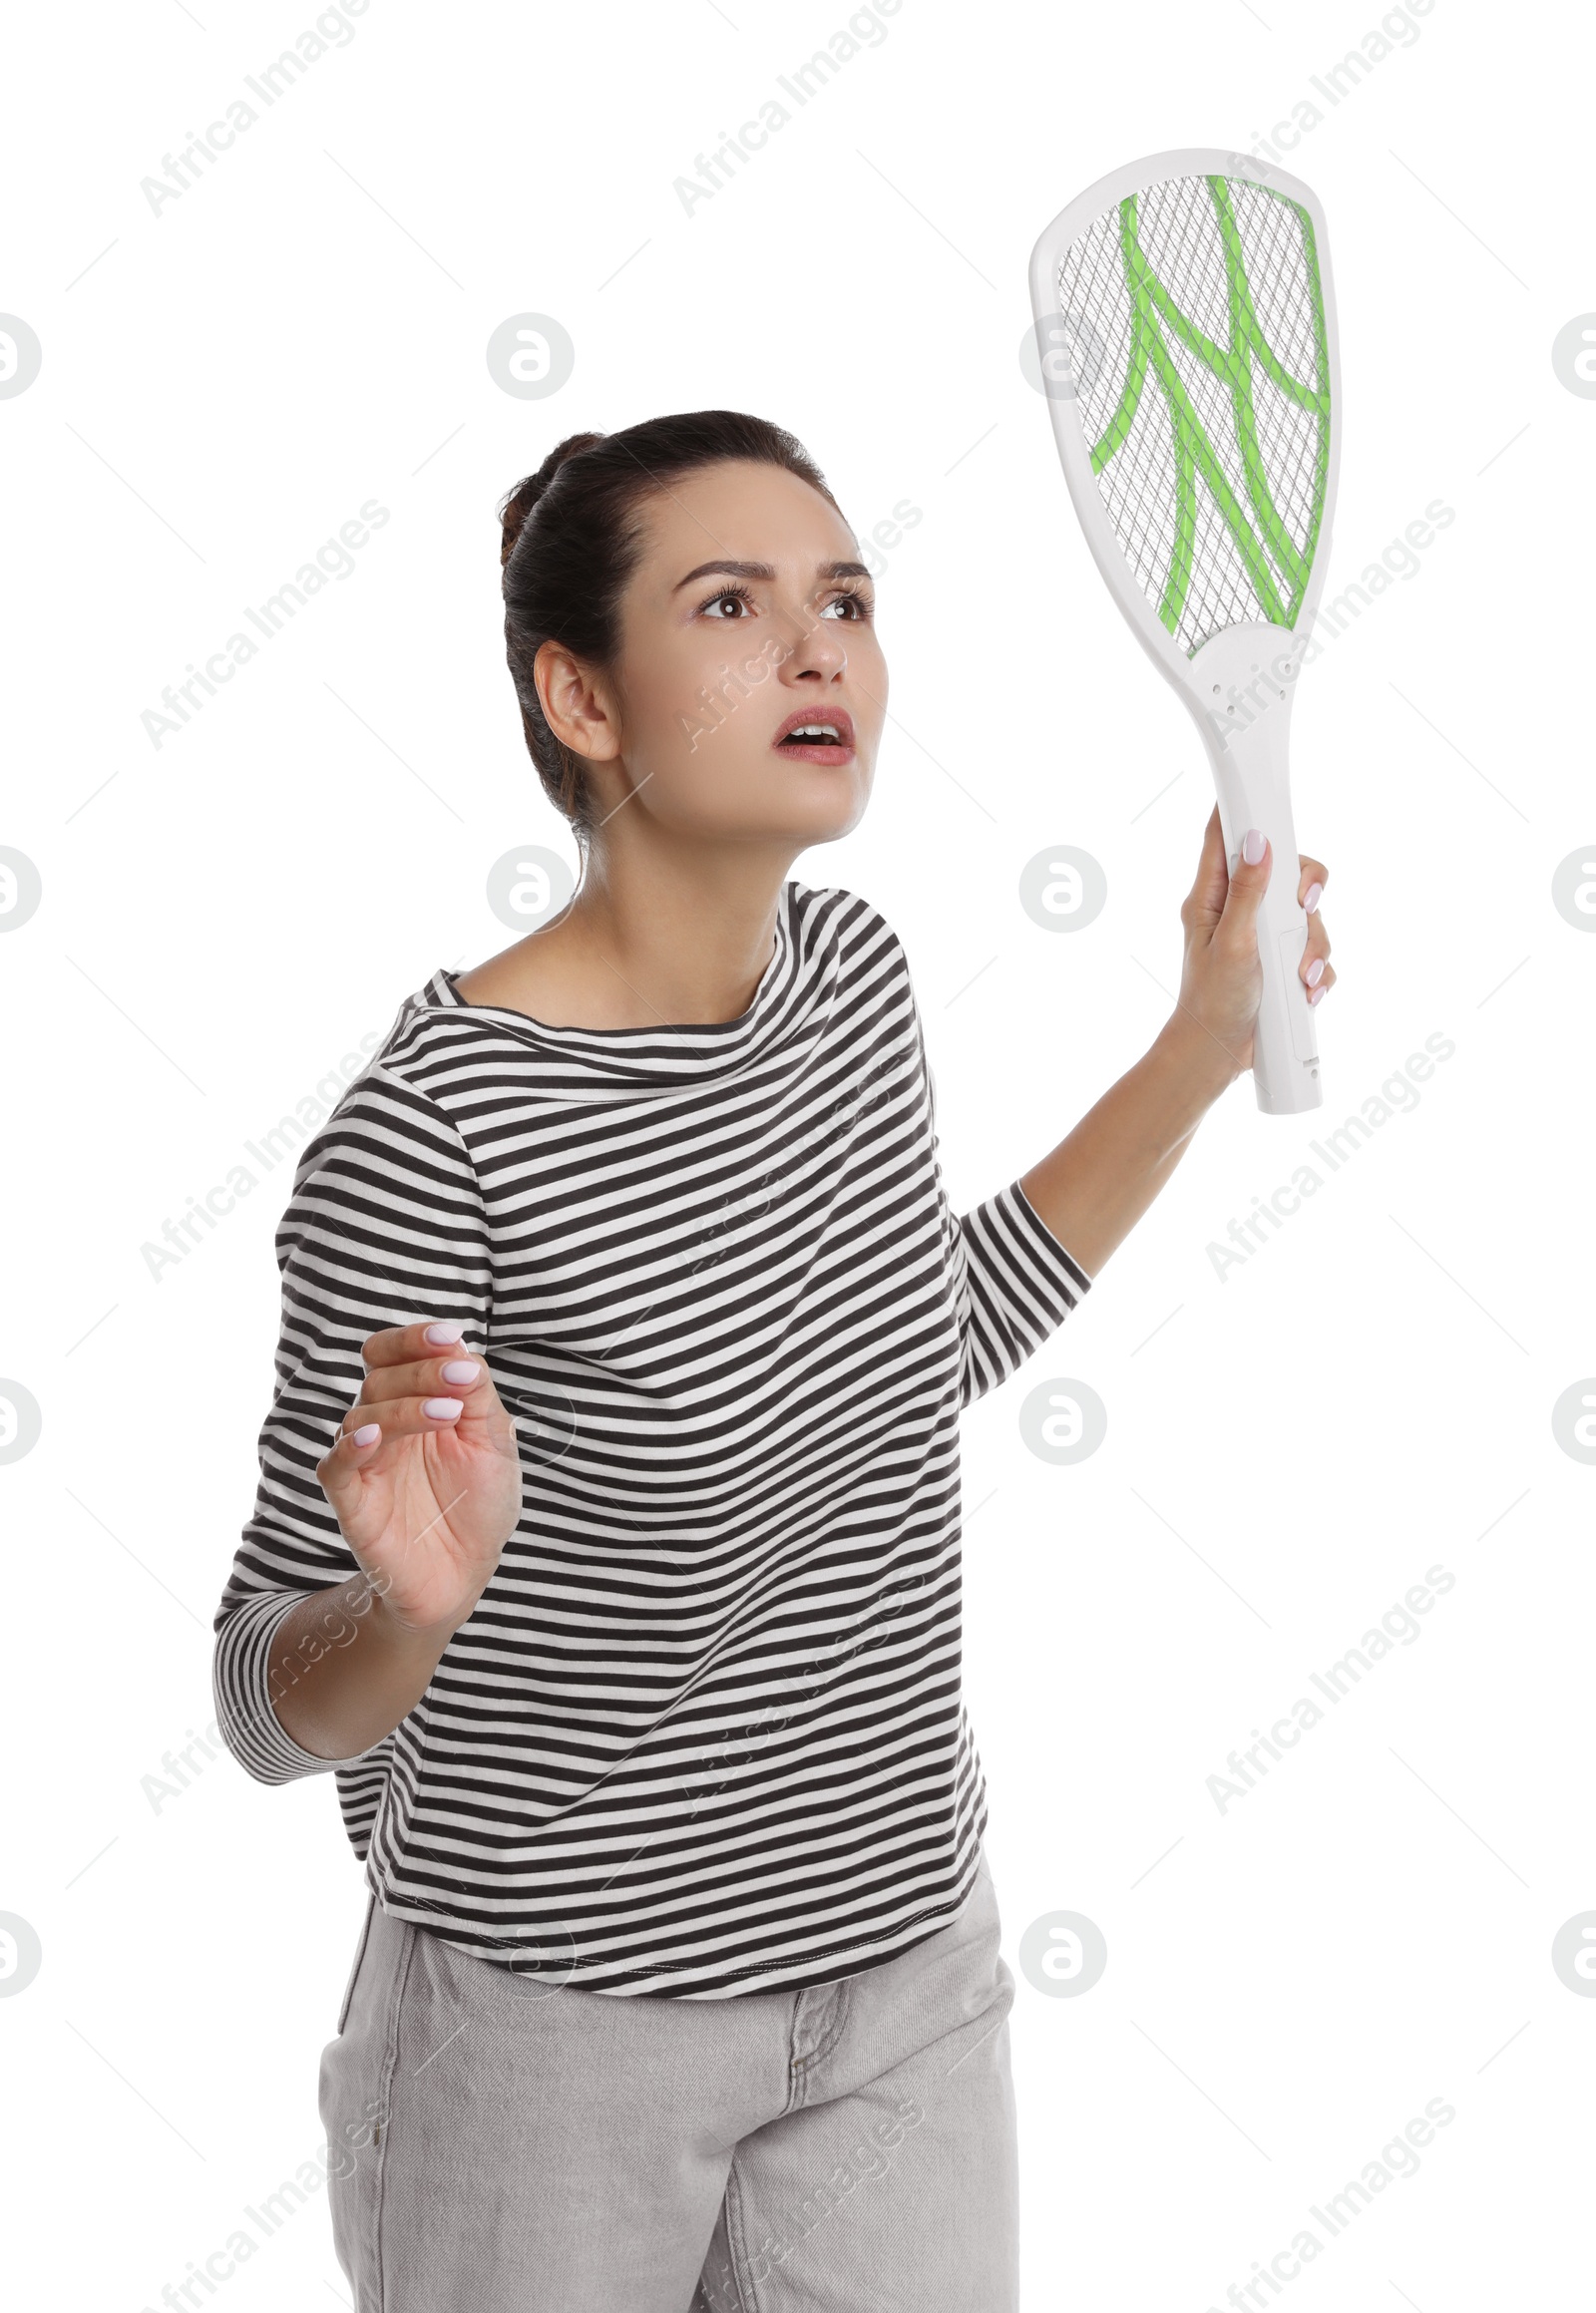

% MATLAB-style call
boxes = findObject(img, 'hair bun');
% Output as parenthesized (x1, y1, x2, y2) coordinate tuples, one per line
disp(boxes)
(499, 432, 607, 568)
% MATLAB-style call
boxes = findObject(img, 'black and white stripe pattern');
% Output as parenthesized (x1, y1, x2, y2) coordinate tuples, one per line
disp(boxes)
(213, 883, 1089, 1998)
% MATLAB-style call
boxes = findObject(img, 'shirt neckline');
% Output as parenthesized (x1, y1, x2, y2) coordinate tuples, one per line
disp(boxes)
(428, 880, 798, 1051)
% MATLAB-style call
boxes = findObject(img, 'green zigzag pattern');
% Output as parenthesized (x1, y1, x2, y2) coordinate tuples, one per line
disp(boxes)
(1089, 177, 1331, 649)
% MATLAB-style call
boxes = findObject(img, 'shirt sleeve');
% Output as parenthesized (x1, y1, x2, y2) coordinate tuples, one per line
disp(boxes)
(211, 1064, 493, 1789)
(917, 1018, 1092, 1408)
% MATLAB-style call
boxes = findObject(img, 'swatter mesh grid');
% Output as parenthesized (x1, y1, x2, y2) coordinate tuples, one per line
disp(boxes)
(1054, 174, 1330, 656)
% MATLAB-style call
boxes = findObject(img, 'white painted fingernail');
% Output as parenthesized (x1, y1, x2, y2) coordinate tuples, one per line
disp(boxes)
(423, 1397, 464, 1420)
(1308, 983, 1327, 1006)
(1302, 881, 1324, 913)
(440, 1359, 480, 1384)
(1243, 827, 1267, 865)
(352, 1423, 380, 1446)
(425, 1321, 465, 1347)
(1306, 957, 1326, 987)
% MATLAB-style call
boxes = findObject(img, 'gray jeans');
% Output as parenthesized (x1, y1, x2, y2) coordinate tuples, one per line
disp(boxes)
(318, 1849, 1018, 2310)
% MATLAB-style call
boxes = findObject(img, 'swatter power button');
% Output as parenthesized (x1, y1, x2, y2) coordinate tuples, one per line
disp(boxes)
(1279, 925, 1320, 1064)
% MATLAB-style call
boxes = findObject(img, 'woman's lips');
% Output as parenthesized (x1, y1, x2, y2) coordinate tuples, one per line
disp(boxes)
(770, 706, 857, 764)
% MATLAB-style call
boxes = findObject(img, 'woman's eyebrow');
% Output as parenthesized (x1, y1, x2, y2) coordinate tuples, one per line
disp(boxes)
(671, 558, 874, 593)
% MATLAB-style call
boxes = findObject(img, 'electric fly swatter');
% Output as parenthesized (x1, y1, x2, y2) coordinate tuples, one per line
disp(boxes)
(1028, 151, 1340, 1114)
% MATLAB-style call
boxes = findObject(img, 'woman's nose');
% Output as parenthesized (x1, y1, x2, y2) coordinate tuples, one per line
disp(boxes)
(780, 615, 847, 681)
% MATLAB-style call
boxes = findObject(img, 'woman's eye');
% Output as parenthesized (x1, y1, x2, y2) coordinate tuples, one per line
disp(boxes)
(703, 591, 750, 618)
(821, 591, 872, 621)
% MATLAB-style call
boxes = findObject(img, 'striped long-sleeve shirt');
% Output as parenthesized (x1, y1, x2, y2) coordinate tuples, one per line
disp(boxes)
(212, 881, 1090, 1998)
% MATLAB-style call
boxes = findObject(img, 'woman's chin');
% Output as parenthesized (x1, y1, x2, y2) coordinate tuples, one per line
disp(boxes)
(761, 803, 867, 848)
(766, 765, 871, 840)
(631, 761, 872, 846)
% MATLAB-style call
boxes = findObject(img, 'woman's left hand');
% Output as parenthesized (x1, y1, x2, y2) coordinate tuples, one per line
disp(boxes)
(1173, 804, 1335, 1086)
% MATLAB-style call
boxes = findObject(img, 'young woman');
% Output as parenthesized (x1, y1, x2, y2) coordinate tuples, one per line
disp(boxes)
(213, 409, 1333, 2311)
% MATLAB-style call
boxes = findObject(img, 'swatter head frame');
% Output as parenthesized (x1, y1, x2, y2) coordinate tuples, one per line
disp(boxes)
(1025, 146, 1343, 715)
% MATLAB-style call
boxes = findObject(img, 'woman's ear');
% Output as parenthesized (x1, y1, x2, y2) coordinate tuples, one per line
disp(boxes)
(535, 638, 621, 763)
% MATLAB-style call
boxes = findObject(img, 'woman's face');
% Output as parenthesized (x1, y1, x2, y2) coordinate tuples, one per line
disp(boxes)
(537, 458, 888, 847)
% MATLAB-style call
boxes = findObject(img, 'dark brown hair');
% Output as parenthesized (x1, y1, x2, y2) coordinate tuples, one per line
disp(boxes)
(499, 410, 841, 840)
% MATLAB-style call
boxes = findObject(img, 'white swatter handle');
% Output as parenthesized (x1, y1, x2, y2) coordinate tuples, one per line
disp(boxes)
(1196, 696, 1322, 1117)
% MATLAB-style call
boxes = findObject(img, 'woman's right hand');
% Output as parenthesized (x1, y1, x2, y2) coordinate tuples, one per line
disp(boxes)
(316, 1320, 523, 1641)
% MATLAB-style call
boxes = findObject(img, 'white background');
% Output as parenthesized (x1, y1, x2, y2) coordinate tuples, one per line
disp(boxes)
(3, 0, 1592, 2305)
